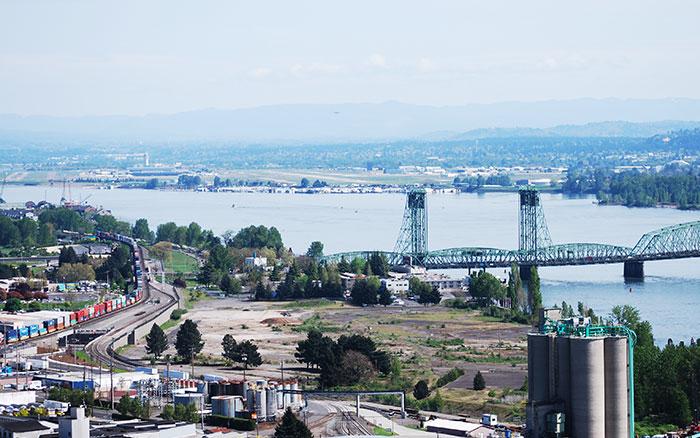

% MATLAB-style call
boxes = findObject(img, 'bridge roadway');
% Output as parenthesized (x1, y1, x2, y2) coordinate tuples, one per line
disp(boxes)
(323, 220, 700, 270)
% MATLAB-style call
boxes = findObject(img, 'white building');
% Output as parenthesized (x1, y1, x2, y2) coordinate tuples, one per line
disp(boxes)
(244, 257, 267, 268)
(380, 278, 409, 293)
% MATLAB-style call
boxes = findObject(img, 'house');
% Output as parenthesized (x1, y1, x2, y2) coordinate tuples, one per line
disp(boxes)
(380, 277, 409, 293)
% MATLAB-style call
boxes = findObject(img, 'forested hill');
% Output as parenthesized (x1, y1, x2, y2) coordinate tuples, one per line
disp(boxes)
(646, 128, 700, 150)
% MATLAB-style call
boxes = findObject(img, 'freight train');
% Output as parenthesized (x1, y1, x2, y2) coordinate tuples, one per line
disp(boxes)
(0, 231, 145, 345)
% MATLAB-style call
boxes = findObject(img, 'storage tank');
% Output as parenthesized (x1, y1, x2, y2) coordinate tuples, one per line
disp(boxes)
(255, 388, 267, 419)
(283, 383, 291, 408)
(245, 387, 256, 411)
(604, 336, 629, 438)
(265, 387, 276, 418)
(527, 334, 551, 403)
(570, 337, 606, 438)
(276, 385, 284, 409)
(231, 380, 245, 397)
(290, 381, 299, 405)
(208, 382, 220, 398)
(211, 395, 236, 418)
(174, 393, 204, 408)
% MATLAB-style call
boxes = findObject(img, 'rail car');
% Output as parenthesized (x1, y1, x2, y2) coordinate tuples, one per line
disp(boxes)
(2, 232, 145, 345)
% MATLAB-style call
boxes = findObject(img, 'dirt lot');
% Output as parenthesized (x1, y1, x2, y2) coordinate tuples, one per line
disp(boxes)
(125, 296, 530, 418)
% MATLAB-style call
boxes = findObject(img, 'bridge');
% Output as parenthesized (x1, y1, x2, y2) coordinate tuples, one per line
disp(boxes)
(323, 188, 700, 279)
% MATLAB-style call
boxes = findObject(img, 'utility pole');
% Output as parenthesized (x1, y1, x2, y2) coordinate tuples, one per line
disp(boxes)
(110, 343, 115, 411)
(15, 349, 19, 391)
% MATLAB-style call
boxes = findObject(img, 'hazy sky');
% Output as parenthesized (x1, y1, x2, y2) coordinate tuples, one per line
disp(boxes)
(1, 0, 699, 116)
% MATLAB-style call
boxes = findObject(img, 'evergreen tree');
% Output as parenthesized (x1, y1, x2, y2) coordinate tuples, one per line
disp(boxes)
(337, 257, 351, 273)
(413, 380, 431, 400)
(145, 323, 168, 359)
(528, 266, 542, 315)
(378, 285, 393, 306)
(306, 241, 324, 258)
(473, 371, 486, 390)
(274, 408, 313, 438)
(175, 320, 204, 363)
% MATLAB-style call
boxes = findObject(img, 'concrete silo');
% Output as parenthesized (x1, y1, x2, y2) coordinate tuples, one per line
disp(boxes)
(569, 337, 606, 438)
(526, 318, 636, 438)
(604, 336, 629, 438)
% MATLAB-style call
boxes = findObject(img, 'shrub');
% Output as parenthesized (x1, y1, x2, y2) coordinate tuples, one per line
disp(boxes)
(435, 367, 464, 388)
(170, 309, 188, 320)
(473, 371, 486, 390)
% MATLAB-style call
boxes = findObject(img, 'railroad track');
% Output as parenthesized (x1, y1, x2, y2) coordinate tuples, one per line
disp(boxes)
(83, 247, 180, 371)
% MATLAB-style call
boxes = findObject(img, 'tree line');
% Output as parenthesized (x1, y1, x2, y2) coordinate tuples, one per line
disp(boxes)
(563, 167, 700, 209)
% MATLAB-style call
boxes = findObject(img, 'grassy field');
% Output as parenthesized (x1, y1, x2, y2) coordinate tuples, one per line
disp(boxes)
(165, 251, 199, 274)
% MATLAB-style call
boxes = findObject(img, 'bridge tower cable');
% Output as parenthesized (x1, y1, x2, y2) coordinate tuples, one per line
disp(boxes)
(394, 189, 428, 264)
(518, 187, 553, 263)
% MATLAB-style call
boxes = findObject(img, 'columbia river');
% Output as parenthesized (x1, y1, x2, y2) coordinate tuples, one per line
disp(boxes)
(4, 185, 699, 345)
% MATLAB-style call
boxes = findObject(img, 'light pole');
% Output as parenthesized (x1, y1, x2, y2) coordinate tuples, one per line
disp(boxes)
(242, 354, 248, 382)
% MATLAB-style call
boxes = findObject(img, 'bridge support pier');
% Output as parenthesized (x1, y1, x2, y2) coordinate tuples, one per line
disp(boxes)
(623, 261, 644, 281)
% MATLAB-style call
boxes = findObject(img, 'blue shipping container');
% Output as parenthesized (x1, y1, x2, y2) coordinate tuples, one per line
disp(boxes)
(6, 330, 18, 342)
(19, 327, 29, 339)
(29, 325, 39, 337)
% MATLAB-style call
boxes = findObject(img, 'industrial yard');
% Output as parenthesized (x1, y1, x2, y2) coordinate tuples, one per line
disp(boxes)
(118, 295, 531, 421)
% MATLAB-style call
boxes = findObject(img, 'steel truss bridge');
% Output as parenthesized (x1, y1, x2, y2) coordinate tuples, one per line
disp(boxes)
(322, 189, 700, 277)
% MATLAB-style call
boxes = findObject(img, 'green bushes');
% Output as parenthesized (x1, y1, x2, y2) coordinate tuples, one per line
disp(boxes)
(207, 415, 256, 431)
(435, 367, 465, 388)
(170, 308, 188, 320)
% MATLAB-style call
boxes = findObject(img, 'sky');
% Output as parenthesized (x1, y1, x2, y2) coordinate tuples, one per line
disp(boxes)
(1, 0, 699, 116)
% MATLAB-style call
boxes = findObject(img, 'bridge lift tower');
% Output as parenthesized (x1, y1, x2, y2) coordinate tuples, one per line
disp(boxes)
(518, 187, 552, 279)
(395, 189, 428, 265)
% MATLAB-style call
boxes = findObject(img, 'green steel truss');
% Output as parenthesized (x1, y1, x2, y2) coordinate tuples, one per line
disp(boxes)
(394, 189, 428, 263)
(322, 221, 700, 269)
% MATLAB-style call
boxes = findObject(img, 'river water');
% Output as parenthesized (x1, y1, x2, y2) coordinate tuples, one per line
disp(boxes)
(4, 185, 699, 345)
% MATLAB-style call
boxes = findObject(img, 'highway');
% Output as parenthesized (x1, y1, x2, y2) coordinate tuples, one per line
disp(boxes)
(80, 246, 180, 371)
(5, 245, 180, 373)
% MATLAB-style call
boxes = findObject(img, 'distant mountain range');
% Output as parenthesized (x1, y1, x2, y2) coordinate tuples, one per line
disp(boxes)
(2, 98, 700, 143)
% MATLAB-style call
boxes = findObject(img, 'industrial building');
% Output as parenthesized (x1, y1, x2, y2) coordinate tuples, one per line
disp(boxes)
(526, 317, 636, 438)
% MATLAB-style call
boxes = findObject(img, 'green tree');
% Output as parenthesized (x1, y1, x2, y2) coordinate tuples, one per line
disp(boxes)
(417, 285, 441, 305)
(117, 395, 132, 416)
(145, 324, 168, 359)
(161, 404, 174, 420)
(132, 218, 154, 242)
(56, 263, 96, 282)
(274, 408, 313, 438)
(306, 241, 324, 258)
(413, 380, 431, 400)
(350, 277, 381, 306)
(36, 222, 56, 246)
(469, 271, 505, 307)
(175, 320, 204, 363)
(528, 266, 542, 315)
(3, 297, 22, 312)
(378, 285, 393, 306)
(219, 273, 242, 295)
(473, 371, 486, 390)
(222, 335, 263, 369)
(337, 257, 351, 273)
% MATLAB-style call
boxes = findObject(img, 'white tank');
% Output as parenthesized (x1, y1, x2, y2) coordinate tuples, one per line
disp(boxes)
(604, 336, 629, 438)
(255, 388, 267, 419)
(570, 337, 606, 438)
(276, 385, 284, 409)
(265, 388, 276, 418)
(283, 383, 291, 408)
(290, 381, 299, 405)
